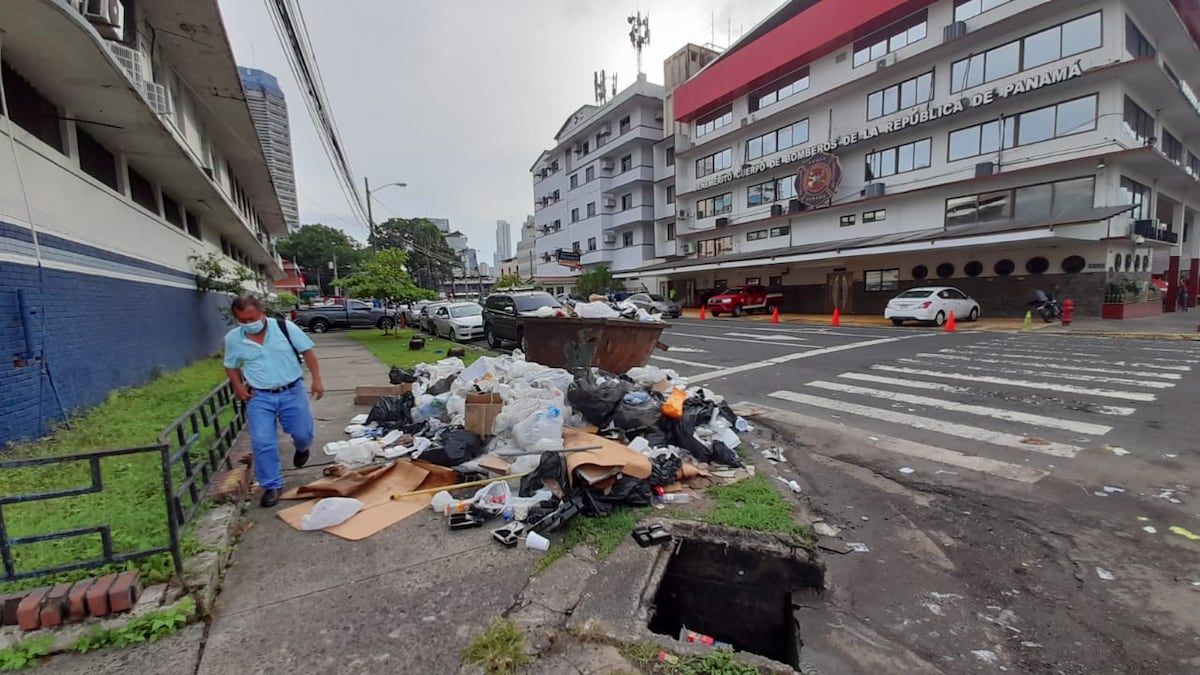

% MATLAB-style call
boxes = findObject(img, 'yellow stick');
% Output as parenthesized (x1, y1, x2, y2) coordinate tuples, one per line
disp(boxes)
(389, 473, 530, 500)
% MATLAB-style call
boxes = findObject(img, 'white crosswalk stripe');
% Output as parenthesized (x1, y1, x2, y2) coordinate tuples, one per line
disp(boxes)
(925, 352, 1183, 380)
(869, 364, 1159, 401)
(837, 372, 1136, 415)
(953, 346, 1197, 368)
(895, 358, 1176, 389)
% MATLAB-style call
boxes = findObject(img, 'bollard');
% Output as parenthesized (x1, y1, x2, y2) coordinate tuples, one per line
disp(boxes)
(1061, 298, 1074, 326)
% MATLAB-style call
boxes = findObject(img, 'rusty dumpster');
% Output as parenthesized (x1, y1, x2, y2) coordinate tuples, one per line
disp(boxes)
(521, 317, 670, 373)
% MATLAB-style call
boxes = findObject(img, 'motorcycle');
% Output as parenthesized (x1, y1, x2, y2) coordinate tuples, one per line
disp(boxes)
(1030, 290, 1062, 323)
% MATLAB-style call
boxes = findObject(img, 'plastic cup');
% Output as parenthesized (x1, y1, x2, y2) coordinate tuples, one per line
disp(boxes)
(430, 491, 453, 513)
(525, 531, 550, 552)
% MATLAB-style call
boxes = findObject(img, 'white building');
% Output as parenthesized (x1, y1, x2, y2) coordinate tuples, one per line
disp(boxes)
(649, 0, 1200, 318)
(530, 74, 665, 295)
(494, 219, 512, 270)
(239, 66, 298, 231)
(515, 214, 536, 281)
(0, 0, 287, 442)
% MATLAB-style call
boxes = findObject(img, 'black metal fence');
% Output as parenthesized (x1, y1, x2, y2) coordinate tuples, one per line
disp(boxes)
(0, 380, 245, 584)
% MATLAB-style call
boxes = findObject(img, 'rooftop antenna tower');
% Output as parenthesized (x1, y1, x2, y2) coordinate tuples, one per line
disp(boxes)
(628, 11, 650, 76)
(594, 70, 608, 105)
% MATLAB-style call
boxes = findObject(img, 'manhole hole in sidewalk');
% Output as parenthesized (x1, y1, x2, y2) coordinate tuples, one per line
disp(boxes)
(645, 525, 824, 669)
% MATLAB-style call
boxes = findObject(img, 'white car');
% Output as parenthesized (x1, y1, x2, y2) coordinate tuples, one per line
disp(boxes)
(431, 302, 485, 341)
(884, 286, 980, 326)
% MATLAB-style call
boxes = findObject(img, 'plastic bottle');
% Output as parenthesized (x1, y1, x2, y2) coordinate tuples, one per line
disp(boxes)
(661, 493, 691, 504)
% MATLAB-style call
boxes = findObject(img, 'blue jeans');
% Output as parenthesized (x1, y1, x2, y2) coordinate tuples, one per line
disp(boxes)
(246, 382, 314, 490)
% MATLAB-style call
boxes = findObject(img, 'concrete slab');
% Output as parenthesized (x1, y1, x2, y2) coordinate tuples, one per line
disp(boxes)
(36, 624, 205, 674)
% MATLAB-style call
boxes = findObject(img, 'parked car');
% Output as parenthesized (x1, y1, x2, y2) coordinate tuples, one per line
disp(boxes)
(482, 291, 562, 350)
(292, 300, 396, 333)
(624, 292, 682, 318)
(419, 301, 453, 333)
(884, 286, 981, 326)
(430, 302, 485, 342)
(705, 285, 784, 317)
(402, 300, 433, 327)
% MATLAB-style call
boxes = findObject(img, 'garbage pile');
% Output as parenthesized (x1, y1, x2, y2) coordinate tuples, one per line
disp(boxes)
(530, 294, 666, 323)
(299, 351, 753, 549)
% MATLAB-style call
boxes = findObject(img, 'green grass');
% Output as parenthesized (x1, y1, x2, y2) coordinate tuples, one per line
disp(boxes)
(621, 640, 762, 674)
(533, 507, 638, 575)
(346, 328, 488, 369)
(703, 474, 813, 541)
(461, 617, 534, 675)
(0, 358, 227, 594)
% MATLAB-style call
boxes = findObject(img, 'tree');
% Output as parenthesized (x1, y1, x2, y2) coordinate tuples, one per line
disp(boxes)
(276, 224, 365, 294)
(494, 273, 523, 290)
(370, 218, 460, 291)
(575, 266, 618, 298)
(333, 250, 437, 305)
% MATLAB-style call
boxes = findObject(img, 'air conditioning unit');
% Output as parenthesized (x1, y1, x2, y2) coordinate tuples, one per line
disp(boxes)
(788, 199, 803, 213)
(600, 158, 614, 171)
(975, 161, 996, 177)
(862, 182, 887, 198)
(603, 233, 617, 244)
(770, 204, 784, 217)
(603, 195, 616, 208)
(678, 209, 690, 219)
(875, 53, 898, 71)
(715, 217, 730, 227)
(106, 42, 142, 83)
(943, 21, 969, 42)
(85, 0, 124, 40)
(142, 81, 172, 114)
(681, 242, 695, 255)
(740, 115, 752, 128)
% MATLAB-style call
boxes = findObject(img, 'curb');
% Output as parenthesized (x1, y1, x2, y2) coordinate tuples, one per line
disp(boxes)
(1037, 329, 1200, 341)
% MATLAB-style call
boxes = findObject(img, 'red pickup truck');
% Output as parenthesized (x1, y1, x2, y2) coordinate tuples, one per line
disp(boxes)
(706, 285, 784, 317)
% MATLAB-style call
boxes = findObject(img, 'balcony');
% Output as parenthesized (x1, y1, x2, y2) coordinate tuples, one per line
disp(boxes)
(604, 165, 655, 190)
(1133, 218, 1178, 244)
(603, 205, 655, 230)
(582, 248, 616, 265)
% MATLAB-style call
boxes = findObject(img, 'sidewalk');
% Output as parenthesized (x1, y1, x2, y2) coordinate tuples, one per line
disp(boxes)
(1042, 309, 1200, 339)
(43, 332, 539, 674)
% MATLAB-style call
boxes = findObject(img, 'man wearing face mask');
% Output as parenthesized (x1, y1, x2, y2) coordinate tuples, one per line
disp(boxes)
(223, 295, 325, 507)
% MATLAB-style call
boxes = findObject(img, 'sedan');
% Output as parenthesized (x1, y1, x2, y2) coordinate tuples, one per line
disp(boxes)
(884, 286, 980, 326)
(624, 292, 682, 318)
(420, 301, 453, 333)
(431, 302, 485, 341)
(402, 301, 431, 328)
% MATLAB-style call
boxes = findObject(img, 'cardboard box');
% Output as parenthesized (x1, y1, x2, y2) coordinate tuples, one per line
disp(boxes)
(478, 454, 512, 475)
(465, 393, 505, 437)
(354, 384, 412, 406)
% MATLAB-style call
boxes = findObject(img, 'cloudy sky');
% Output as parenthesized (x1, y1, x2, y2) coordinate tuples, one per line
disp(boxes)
(217, 0, 784, 265)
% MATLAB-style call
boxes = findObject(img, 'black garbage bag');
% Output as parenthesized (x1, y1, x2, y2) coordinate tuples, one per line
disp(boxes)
(389, 366, 418, 384)
(598, 476, 654, 507)
(567, 370, 630, 427)
(633, 427, 671, 448)
(366, 393, 418, 431)
(649, 454, 683, 487)
(612, 395, 663, 435)
(419, 426, 484, 467)
(519, 451, 570, 497)
(577, 490, 614, 517)
(709, 439, 742, 467)
(426, 374, 457, 396)
(664, 395, 716, 462)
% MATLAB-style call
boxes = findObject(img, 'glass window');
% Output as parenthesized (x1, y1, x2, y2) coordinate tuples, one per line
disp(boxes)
(1126, 17, 1155, 59)
(867, 92, 883, 120)
(570, 174, 579, 188)
(770, 226, 790, 237)
(665, 147, 674, 166)
(977, 191, 1011, 221)
(586, 202, 596, 217)
(1119, 176, 1149, 219)
(865, 269, 900, 292)
(1123, 96, 1154, 143)
(622, 231, 634, 247)
(950, 12, 1100, 93)
(985, 41, 1020, 81)
(949, 126, 981, 161)
(621, 194, 633, 210)
(1051, 177, 1094, 215)
(1014, 183, 1053, 220)
(1055, 95, 1096, 136)
(1022, 25, 1062, 69)
(952, 55, 985, 92)
(1018, 106, 1056, 145)
(587, 237, 597, 251)
(867, 138, 931, 180)
(750, 68, 810, 112)
(853, 11, 928, 67)
(621, 154, 632, 171)
(1062, 13, 1102, 56)
(585, 166, 595, 181)
(695, 108, 733, 137)
(666, 222, 676, 240)
(666, 185, 675, 203)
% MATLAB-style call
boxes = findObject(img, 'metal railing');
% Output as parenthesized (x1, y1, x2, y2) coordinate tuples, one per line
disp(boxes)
(0, 380, 245, 584)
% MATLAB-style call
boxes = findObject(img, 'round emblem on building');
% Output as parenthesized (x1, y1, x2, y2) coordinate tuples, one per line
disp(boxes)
(794, 152, 843, 209)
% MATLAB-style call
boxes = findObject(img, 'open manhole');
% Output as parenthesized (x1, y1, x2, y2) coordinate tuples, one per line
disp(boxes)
(646, 527, 824, 669)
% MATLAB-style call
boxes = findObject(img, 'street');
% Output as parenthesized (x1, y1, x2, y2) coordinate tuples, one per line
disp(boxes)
(657, 317, 1200, 673)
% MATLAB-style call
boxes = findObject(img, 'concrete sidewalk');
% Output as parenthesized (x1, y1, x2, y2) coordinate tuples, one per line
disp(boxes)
(1043, 309, 1200, 339)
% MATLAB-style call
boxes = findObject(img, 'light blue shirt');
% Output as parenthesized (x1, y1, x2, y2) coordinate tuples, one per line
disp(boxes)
(223, 319, 314, 389)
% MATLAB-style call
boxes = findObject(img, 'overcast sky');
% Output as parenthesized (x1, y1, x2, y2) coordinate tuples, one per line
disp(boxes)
(217, 0, 784, 264)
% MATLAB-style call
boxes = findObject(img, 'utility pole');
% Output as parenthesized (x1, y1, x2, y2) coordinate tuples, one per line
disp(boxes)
(364, 176, 374, 247)
(329, 253, 339, 297)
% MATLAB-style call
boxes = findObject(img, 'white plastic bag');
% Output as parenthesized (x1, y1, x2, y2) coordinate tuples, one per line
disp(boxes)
(334, 441, 378, 468)
(532, 305, 558, 318)
(512, 404, 565, 452)
(523, 368, 573, 396)
(470, 481, 511, 515)
(457, 357, 499, 391)
(300, 497, 363, 530)
(576, 301, 620, 319)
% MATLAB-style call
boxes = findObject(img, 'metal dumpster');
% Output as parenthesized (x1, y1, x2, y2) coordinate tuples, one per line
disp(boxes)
(521, 317, 670, 373)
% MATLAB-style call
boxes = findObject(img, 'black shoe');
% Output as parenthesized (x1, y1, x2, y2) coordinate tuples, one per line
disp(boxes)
(293, 449, 310, 468)
(260, 488, 281, 508)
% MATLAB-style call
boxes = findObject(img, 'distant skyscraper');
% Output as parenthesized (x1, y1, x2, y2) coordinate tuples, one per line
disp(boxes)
(427, 218, 451, 233)
(494, 219, 513, 270)
(238, 66, 298, 231)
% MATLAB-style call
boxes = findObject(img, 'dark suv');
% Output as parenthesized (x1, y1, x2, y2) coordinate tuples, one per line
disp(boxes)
(482, 291, 561, 350)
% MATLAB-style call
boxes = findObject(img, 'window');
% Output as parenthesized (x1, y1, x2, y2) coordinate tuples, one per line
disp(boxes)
(865, 269, 900, 292)
(620, 116, 631, 134)
(622, 231, 634, 247)
(1, 61, 62, 153)
(587, 237, 597, 251)
(586, 202, 596, 217)
(128, 166, 158, 214)
(570, 174, 579, 188)
(571, 208, 580, 222)
(582, 141, 590, 155)
(696, 192, 733, 218)
(185, 210, 202, 239)
(553, 219, 561, 230)
(746, 277, 761, 285)
(867, 72, 933, 120)
(747, 119, 809, 161)
(1126, 17, 1155, 59)
(696, 148, 733, 177)
(1123, 96, 1154, 144)
(954, 0, 1012, 22)
(950, 12, 1101, 93)
(840, 214, 856, 227)
(747, 176, 797, 206)
(750, 68, 810, 112)
(695, 107, 733, 138)
(572, 241, 580, 253)
(585, 166, 595, 181)
(666, 185, 675, 204)
(162, 193, 183, 228)
(665, 147, 675, 166)
(76, 128, 118, 191)
(666, 222, 676, 240)
(863, 209, 887, 223)
(746, 229, 768, 241)
(866, 138, 931, 179)
(946, 176, 1095, 226)
(853, 10, 927, 67)
(714, 279, 728, 289)
(621, 154, 632, 172)
(770, 226, 790, 237)
(948, 94, 1096, 161)
(1189, 153, 1200, 179)
(1163, 131, 1184, 164)
(621, 193, 633, 210)
(1119, 176, 1150, 219)
(698, 236, 734, 258)
(769, 276, 783, 287)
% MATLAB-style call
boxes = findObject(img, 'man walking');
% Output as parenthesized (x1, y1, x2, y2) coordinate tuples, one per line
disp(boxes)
(1178, 278, 1189, 313)
(223, 296, 324, 507)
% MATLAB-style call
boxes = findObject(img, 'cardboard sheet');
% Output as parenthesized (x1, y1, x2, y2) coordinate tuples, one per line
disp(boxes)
(279, 464, 391, 500)
(354, 384, 413, 406)
(464, 393, 504, 437)
(562, 428, 652, 483)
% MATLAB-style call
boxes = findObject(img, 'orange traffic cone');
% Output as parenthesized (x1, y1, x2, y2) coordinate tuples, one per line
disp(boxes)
(699, 305, 707, 320)
(831, 307, 840, 327)
(944, 311, 956, 332)
(771, 306, 780, 324)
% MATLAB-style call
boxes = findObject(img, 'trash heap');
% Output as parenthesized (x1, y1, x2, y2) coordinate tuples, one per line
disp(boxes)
(529, 294, 667, 323)
(299, 351, 753, 549)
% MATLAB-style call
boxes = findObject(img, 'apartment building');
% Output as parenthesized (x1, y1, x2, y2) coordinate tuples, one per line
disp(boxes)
(239, 66, 299, 231)
(646, 0, 1200, 317)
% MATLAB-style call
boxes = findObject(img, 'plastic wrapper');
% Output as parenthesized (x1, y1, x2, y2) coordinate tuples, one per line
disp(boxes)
(300, 498, 364, 530)
(418, 427, 484, 467)
(523, 368, 574, 396)
(567, 370, 630, 426)
(661, 388, 687, 419)
(650, 454, 683, 486)
(511, 404, 565, 452)
(418, 357, 465, 382)
(575, 301, 620, 319)
(426, 374, 457, 396)
(365, 393, 418, 430)
(612, 396, 663, 435)
(469, 480, 511, 515)
(532, 305, 559, 318)
(388, 367, 417, 384)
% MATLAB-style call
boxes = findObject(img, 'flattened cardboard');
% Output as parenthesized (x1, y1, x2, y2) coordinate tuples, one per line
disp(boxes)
(478, 454, 512, 475)
(562, 428, 652, 484)
(354, 384, 413, 406)
(279, 464, 391, 500)
(464, 393, 504, 437)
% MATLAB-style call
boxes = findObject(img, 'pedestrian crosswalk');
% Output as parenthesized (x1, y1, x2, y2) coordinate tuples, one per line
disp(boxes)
(767, 336, 1197, 483)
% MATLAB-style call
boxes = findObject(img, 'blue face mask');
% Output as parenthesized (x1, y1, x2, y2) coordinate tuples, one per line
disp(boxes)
(241, 320, 266, 335)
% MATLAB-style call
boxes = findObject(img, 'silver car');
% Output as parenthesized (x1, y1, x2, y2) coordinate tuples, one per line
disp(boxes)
(625, 292, 682, 318)
(431, 302, 485, 342)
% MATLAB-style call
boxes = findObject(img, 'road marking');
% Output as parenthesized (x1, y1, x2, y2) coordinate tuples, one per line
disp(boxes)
(838, 372, 969, 393)
(724, 332, 808, 341)
(664, 346, 708, 353)
(768, 390, 1084, 458)
(1133, 346, 1200, 354)
(649, 354, 719, 369)
(895, 358, 1175, 389)
(963, 345, 1198, 365)
(689, 336, 925, 383)
(667, 332, 819, 348)
(743, 403, 1048, 484)
(934, 350, 1189, 375)
(805, 380, 1112, 435)
(869, 365, 1158, 401)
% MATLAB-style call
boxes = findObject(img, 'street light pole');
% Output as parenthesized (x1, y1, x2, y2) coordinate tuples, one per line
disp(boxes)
(363, 179, 408, 249)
